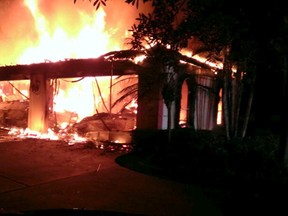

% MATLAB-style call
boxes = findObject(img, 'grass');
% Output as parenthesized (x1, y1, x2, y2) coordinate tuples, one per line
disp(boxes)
(116, 128, 288, 216)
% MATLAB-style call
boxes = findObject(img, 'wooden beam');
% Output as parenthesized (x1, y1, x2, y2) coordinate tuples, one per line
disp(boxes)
(0, 58, 141, 81)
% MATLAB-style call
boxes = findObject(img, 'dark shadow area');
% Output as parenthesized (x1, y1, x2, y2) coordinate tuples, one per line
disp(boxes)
(116, 128, 288, 216)
(2, 209, 146, 216)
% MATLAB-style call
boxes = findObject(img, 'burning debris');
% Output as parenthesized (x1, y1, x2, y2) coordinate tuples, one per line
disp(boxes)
(0, 100, 28, 128)
(0, 0, 221, 152)
(0, 73, 136, 153)
(73, 109, 136, 134)
(1, 108, 135, 153)
(0, 0, 142, 148)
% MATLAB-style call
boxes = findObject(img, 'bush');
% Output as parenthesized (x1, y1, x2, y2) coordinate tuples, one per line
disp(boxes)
(128, 129, 288, 215)
(131, 128, 287, 183)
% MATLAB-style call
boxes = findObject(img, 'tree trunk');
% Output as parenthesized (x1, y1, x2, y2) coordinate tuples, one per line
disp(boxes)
(279, 56, 288, 168)
(240, 80, 254, 138)
(222, 45, 232, 140)
(162, 65, 177, 150)
(231, 78, 237, 135)
(234, 72, 243, 137)
(167, 102, 172, 149)
(187, 76, 196, 130)
(174, 76, 185, 129)
(223, 75, 230, 139)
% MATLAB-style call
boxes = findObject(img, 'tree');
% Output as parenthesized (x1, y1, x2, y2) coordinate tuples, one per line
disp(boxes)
(270, 9, 288, 168)
(74, 0, 288, 145)
(73, 0, 251, 138)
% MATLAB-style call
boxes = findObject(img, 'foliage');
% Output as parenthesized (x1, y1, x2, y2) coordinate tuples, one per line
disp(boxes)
(125, 0, 150, 9)
(129, 0, 189, 51)
(110, 76, 138, 112)
(74, 0, 288, 163)
(132, 128, 284, 180)
(74, 0, 107, 10)
(127, 129, 288, 215)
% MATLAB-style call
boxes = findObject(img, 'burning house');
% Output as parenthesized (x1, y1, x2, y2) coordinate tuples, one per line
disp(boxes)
(0, 0, 222, 146)
(0, 49, 220, 143)
(0, 51, 142, 143)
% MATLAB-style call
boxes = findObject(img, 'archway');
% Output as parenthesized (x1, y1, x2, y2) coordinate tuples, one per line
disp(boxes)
(179, 79, 189, 127)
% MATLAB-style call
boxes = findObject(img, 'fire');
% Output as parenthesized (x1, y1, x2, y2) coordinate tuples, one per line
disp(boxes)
(53, 77, 95, 121)
(0, 0, 146, 148)
(2, 1, 222, 143)
(181, 50, 223, 70)
(19, 0, 122, 64)
(12, 0, 135, 127)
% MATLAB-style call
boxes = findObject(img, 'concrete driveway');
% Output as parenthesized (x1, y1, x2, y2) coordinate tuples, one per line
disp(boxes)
(0, 139, 221, 216)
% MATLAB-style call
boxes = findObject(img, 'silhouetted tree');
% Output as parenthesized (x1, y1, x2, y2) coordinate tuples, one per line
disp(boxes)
(74, 0, 288, 166)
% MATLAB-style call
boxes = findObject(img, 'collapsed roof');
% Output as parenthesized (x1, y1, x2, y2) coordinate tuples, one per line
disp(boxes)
(0, 49, 217, 81)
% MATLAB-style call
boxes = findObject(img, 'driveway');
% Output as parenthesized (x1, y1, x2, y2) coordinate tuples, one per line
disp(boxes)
(0, 139, 221, 216)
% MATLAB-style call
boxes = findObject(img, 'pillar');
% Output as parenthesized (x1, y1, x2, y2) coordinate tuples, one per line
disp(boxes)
(136, 70, 176, 130)
(28, 74, 49, 133)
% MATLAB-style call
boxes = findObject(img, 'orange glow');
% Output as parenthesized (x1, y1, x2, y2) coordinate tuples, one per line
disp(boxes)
(0, 0, 139, 139)
(0, 74, 137, 141)
(0, 1, 226, 140)
(181, 50, 223, 70)
(134, 55, 146, 64)
(217, 89, 222, 125)
(53, 77, 96, 121)
(179, 80, 188, 127)
(9, 127, 59, 140)
(52, 75, 137, 125)
(0, 0, 145, 142)
(18, 0, 123, 64)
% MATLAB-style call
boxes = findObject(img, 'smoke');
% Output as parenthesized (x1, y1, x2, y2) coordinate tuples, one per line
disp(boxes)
(0, 0, 152, 65)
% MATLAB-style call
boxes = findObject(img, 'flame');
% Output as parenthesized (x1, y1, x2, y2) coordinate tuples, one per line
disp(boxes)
(8, 127, 59, 140)
(0, 0, 147, 144)
(53, 77, 95, 121)
(217, 89, 222, 125)
(18, 0, 123, 64)
(134, 55, 146, 64)
(9, 0, 135, 139)
(126, 98, 138, 114)
(181, 50, 223, 70)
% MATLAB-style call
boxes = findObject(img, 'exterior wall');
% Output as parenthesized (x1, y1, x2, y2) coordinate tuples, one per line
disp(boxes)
(136, 68, 217, 131)
(136, 72, 163, 130)
(136, 65, 177, 130)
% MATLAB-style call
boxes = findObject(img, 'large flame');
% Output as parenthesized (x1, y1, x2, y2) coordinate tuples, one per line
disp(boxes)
(19, 0, 122, 64)
(0, 0, 153, 66)
(2, 1, 221, 142)
(0, 0, 144, 142)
